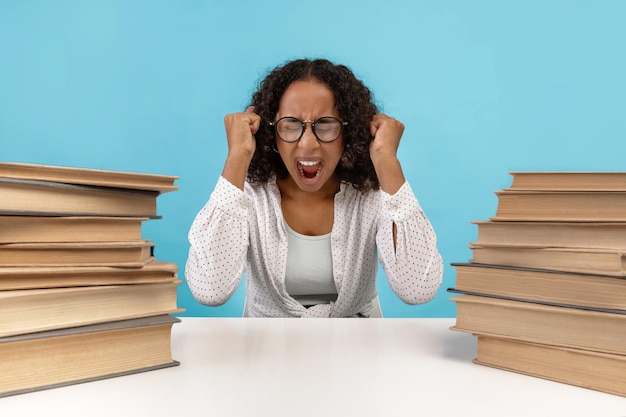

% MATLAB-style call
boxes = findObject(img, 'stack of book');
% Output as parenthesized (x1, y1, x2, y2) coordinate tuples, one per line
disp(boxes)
(0, 162, 183, 397)
(448, 171, 626, 398)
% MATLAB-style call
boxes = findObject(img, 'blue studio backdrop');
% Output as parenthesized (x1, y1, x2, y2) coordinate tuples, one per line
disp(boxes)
(1, 1, 625, 317)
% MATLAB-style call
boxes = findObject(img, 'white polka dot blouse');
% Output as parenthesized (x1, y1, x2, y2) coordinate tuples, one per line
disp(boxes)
(185, 176, 443, 317)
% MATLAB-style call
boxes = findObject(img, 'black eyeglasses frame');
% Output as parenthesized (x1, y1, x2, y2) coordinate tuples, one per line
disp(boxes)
(268, 116, 348, 143)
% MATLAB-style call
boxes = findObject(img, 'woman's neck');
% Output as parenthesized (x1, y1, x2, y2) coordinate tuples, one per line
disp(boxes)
(277, 175, 340, 236)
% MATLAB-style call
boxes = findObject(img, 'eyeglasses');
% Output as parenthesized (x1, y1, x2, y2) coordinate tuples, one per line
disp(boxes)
(269, 116, 348, 143)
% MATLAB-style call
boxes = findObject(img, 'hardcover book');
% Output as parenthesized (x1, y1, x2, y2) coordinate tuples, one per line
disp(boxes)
(472, 220, 626, 249)
(0, 162, 179, 193)
(450, 263, 626, 312)
(0, 281, 183, 337)
(508, 171, 626, 191)
(0, 240, 155, 267)
(0, 177, 161, 218)
(493, 189, 626, 221)
(0, 215, 146, 243)
(0, 315, 181, 398)
(0, 259, 178, 290)
(450, 294, 626, 355)
(474, 335, 626, 397)
(469, 243, 626, 276)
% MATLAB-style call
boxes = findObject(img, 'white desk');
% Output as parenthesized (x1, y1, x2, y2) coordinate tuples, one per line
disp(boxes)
(0, 318, 623, 416)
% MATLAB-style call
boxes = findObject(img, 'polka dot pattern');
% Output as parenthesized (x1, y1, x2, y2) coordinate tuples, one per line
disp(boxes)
(185, 176, 443, 317)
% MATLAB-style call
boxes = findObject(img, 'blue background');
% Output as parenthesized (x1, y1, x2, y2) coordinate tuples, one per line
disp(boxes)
(2, 1, 625, 317)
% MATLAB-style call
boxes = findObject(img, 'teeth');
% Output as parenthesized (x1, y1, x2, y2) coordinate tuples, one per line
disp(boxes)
(297, 160, 322, 179)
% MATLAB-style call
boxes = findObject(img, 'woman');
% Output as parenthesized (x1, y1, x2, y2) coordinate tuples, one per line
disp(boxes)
(186, 58, 443, 317)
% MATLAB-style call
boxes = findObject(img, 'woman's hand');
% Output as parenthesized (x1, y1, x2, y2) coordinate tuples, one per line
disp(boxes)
(369, 113, 404, 162)
(222, 106, 261, 190)
(369, 114, 406, 194)
(224, 106, 260, 160)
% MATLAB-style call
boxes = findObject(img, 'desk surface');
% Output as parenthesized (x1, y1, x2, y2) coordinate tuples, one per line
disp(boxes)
(0, 318, 624, 416)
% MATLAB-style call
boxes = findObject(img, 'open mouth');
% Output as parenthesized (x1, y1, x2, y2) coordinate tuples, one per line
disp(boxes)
(297, 160, 322, 180)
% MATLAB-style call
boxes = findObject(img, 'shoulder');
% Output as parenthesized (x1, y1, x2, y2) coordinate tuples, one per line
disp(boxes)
(244, 177, 278, 196)
(243, 177, 281, 216)
(335, 182, 382, 215)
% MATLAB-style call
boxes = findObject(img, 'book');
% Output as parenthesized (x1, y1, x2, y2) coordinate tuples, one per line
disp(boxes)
(0, 240, 155, 267)
(492, 189, 626, 221)
(0, 315, 180, 398)
(0, 259, 178, 290)
(474, 335, 626, 397)
(0, 215, 146, 243)
(469, 243, 626, 276)
(472, 220, 626, 249)
(0, 177, 162, 218)
(0, 162, 179, 193)
(0, 281, 183, 337)
(450, 263, 626, 311)
(508, 171, 626, 191)
(450, 294, 626, 355)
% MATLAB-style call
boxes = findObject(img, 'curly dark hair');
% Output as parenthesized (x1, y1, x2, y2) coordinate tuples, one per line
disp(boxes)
(247, 58, 380, 192)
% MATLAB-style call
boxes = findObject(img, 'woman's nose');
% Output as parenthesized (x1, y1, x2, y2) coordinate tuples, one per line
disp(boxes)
(297, 125, 320, 150)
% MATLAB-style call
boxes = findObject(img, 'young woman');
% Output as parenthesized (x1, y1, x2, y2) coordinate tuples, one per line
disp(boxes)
(185, 58, 443, 317)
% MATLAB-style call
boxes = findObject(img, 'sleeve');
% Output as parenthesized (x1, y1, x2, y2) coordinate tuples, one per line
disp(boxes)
(185, 176, 250, 306)
(376, 181, 444, 305)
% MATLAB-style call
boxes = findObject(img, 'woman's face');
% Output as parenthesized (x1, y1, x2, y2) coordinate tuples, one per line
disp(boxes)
(274, 80, 344, 194)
